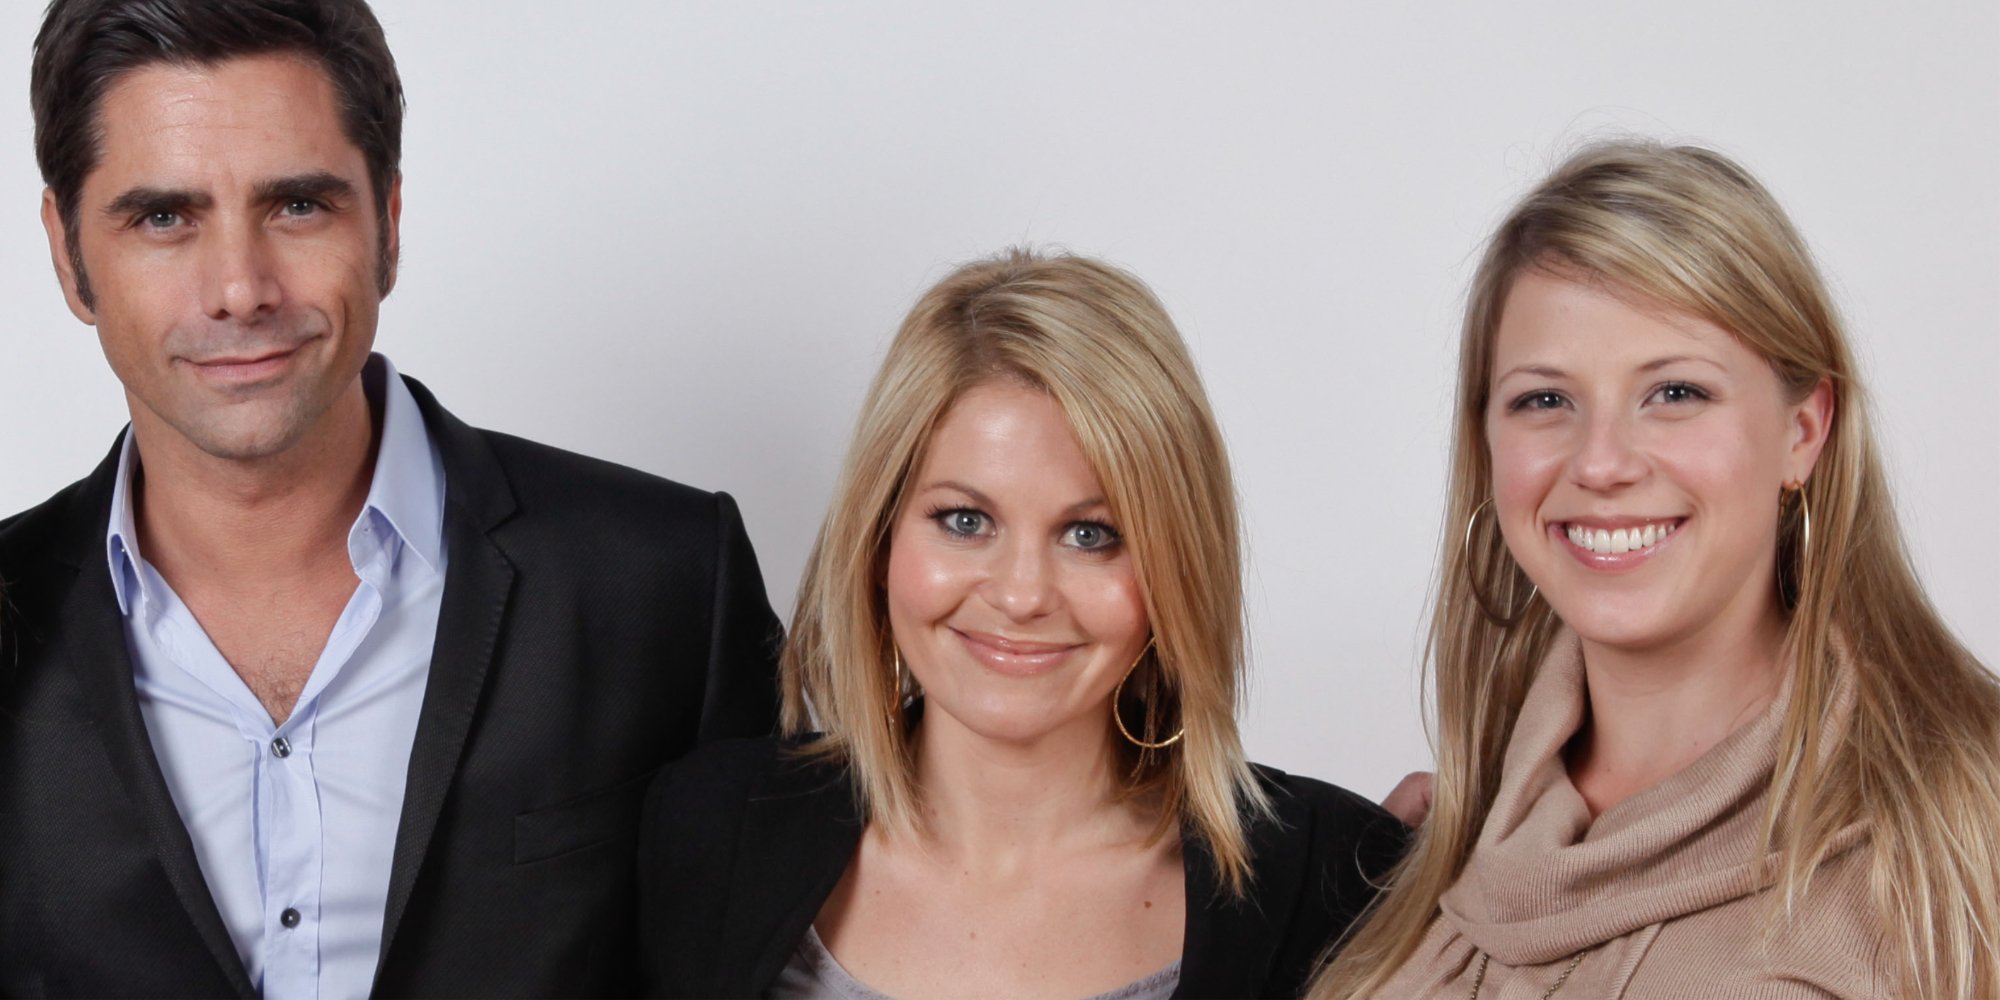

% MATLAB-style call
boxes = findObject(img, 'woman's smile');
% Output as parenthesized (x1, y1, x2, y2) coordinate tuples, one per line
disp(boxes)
(950, 628, 1085, 677)
(1550, 515, 1687, 570)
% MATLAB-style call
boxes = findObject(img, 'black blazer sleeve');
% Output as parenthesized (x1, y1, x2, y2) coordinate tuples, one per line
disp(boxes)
(1177, 765, 1409, 998)
(1259, 772, 1410, 996)
(636, 737, 862, 998)
(636, 739, 758, 998)
(698, 492, 784, 743)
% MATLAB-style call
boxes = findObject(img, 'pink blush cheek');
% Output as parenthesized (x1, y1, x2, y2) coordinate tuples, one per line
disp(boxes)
(882, 536, 970, 633)
(1074, 574, 1148, 648)
(1487, 445, 1568, 554)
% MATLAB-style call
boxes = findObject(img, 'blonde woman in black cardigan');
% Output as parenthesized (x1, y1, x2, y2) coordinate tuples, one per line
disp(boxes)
(638, 249, 1407, 998)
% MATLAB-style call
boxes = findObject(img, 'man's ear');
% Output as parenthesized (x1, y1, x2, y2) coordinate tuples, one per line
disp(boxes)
(1788, 378, 1835, 484)
(41, 188, 94, 324)
(378, 171, 402, 298)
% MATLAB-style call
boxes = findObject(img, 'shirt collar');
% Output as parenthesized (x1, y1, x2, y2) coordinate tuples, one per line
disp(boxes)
(104, 353, 447, 616)
(359, 354, 447, 575)
(104, 432, 145, 615)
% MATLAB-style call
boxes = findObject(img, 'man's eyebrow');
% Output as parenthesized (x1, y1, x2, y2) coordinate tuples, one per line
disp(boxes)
(253, 171, 358, 204)
(104, 187, 211, 219)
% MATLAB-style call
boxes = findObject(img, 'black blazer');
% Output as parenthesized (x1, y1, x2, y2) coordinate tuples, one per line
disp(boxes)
(0, 374, 783, 997)
(636, 737, 1408, 999)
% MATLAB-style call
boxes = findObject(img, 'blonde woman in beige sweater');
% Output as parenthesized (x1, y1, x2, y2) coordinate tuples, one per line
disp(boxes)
(1313, 142, 2000, 999)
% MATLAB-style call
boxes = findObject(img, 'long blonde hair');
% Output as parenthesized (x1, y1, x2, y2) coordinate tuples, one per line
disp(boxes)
(780, 248, 1272, 892)
(1315, 141, 2000, 998)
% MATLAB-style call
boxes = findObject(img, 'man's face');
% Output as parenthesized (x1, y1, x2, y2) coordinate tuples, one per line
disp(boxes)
(43, 53, 399, 462)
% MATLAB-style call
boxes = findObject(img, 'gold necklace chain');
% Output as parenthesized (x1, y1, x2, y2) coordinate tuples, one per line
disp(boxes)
(1468, 951, 1585, 1000)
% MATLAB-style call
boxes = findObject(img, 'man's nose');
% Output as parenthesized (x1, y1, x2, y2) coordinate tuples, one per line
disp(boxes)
(199, 218, 283, 321)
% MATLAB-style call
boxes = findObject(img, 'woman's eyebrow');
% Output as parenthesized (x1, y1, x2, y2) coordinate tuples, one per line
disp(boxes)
(1493, 363, 1567, 383)
(1638, 354, 1726, 374)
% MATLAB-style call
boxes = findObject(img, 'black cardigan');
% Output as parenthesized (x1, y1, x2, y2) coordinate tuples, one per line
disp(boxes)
(636, 737, 1407, 998)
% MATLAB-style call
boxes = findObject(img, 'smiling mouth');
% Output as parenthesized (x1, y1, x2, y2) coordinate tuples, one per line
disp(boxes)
(1559, 518, 1685, 556)
(181, 341, 313, 386)
(952, 629, 1083, 677)
(191, 345, 297, 367)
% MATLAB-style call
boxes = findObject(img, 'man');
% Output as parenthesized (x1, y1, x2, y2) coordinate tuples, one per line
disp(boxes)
(0, 1, 781, 995)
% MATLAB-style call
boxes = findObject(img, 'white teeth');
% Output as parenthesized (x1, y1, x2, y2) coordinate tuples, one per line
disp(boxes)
(1566, 521, 1677, 554)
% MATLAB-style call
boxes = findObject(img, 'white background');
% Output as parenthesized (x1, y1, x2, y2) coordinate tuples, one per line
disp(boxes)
(2, 2, 1993, 799)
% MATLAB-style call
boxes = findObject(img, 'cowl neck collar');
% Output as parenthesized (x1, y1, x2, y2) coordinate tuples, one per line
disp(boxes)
(1438, 631, 1861, 965)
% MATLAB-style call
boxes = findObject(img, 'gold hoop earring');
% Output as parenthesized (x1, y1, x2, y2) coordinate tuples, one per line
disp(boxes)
(1112, 639, 1183, 750)
(1463, 498, 1538, 626)
(1793, 483, 1812, 560)
(887, 643, 914, 726)
(1779, 481, 1812, 609)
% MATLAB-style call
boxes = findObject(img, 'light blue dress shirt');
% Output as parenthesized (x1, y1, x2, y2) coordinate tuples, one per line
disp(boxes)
(107, 356, 447, 1000)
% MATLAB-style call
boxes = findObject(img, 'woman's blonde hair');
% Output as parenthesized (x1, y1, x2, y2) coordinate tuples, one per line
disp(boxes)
(1315, 141, 2000, 998)
(780, 247, 1271, 892)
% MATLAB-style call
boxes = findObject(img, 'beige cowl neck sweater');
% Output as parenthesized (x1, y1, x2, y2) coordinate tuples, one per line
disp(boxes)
(1370, 633, 1893, 999)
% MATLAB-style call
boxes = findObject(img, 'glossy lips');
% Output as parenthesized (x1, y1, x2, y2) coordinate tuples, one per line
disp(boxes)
(1555, 517, 1684, 568)
(951, 628, 1082, 677)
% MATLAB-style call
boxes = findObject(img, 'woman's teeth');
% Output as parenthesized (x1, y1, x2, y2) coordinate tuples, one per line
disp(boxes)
(1566, 521, 1677, 554)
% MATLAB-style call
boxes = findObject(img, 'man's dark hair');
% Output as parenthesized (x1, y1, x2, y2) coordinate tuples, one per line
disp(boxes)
(32, 0, 405, 308)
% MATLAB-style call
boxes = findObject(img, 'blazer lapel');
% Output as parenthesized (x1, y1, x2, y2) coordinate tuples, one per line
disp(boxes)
(374, 377, 519, 973)
(735, 757, 865, 995)
(56, 438, 258, 999)
(1174, 791, 1311, 998)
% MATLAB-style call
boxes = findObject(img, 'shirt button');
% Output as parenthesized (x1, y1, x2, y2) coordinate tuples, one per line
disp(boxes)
(271, 737, 292, 758)
(280, 907, 301, 929)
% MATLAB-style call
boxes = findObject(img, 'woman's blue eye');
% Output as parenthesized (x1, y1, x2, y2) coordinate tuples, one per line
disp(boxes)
(1511, 390, 1566, 411)
(934, 509, 989, 537)
(1651, 381, 1709, 404)
(1063, 521, 1121, 552)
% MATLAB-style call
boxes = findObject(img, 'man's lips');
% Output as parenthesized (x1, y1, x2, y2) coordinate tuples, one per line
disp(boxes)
(952, 628, 1083, 677)
(194, 348, 291, 366)
(180, 342, 310, 384)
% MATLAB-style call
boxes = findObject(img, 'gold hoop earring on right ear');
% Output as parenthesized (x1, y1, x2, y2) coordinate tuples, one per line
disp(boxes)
(886, 643, 913, 727)
(1112, 639, 1183, 750)
(1463, 498, 1538, 626)
(1780, 480, 1812, 608)
(1789, 481, 1812, 560)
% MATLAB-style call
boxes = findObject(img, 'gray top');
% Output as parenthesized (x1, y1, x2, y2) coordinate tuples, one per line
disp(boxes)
(768, 926, 1182, 1000)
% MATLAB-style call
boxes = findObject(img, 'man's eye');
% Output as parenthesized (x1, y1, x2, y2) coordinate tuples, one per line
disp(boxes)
(281, 199, 319, 217)
(1063, 521, 1121, 552)
(142, 210, 181, 229)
